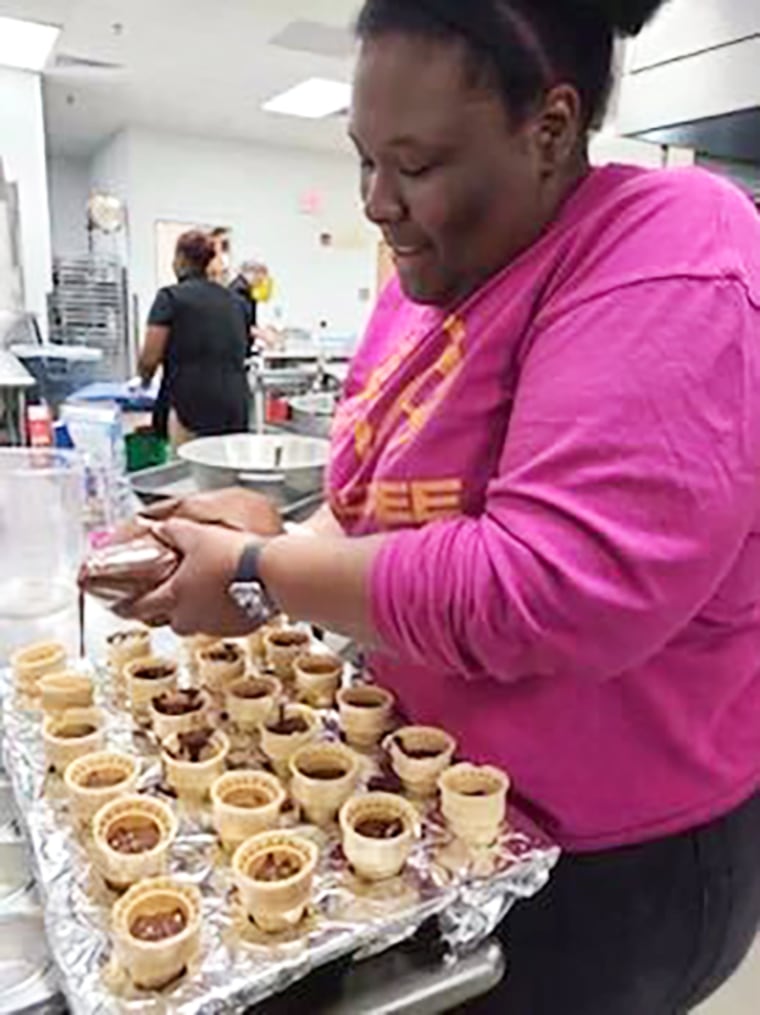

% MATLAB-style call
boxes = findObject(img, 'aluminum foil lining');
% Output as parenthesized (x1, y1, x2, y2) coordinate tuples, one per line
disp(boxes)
(1, 660, 559, 1015)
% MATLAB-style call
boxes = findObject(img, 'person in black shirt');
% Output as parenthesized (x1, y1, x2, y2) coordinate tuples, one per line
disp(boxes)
(138, 231, 251, 448)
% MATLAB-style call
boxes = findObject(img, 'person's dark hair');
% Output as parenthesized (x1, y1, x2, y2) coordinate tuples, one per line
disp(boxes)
(175, 230, 216, 273)
(355, 0, 668, 129)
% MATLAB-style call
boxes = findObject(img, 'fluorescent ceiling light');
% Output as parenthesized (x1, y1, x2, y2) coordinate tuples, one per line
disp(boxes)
(0, 16, 59, 72)
(263, 77, 351, 119)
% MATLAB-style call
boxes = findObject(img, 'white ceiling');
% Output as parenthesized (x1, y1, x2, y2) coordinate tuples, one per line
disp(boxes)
(0, 0, 362, 158)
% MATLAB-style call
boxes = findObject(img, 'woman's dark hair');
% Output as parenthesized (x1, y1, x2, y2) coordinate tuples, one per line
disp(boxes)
(175, 230, 216, 273)
(356, 0, 668, 129)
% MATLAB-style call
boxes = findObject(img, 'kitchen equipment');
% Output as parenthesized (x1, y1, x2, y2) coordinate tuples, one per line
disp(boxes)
(0, 448, 85, 662)
(178, 433, 329, 506)
(288, 392, 337, 439)
(10, 344, 103, 413)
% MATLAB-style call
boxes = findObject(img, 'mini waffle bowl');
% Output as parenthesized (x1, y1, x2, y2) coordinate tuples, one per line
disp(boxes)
(386, 726, 457, 798)
(248, 616, 285, 666)
(11, 640, 67, 696)
(225, 675, 282, 732)
(195, 640, 247, 695)
(293, 651, 344, 709)
(111, 877, 202, 991)
(182, 633, 220, 675)
(38, 669, 94, 716)
(337, 685, 395, 750)
(211, 770, 286, 851)
(149, 687, 212, 743)
(438, 763, 510, 847)
(232, 830, 319, 933)
(91, 794, 178, 892)
(340, 792, 421, 882)
(64, 750, 140, 829)
(264, 626, 312, 681)
(161, 728, 230, 801)
(124, 656, 179, 722)
(289, 742, 360, 827)
(42, 706, 106, 774)
(106, 627, 152, 686)
(259, 703, 320, 777)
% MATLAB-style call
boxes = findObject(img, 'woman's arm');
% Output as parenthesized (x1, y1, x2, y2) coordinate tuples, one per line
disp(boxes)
(125, 277, 760, 682)
(137, 324, 170, 385)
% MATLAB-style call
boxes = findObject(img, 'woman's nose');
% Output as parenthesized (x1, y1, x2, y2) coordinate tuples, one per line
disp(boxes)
(363, 167, 405, 226)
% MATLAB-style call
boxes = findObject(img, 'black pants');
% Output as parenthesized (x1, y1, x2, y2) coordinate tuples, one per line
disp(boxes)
(461, 790, 760, 1014)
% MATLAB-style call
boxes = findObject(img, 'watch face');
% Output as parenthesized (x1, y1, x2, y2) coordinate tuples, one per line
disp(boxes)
(229, 581, 273, 626)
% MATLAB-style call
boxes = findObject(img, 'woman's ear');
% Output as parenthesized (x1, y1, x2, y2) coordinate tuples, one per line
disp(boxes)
(532, 84, 584, 175)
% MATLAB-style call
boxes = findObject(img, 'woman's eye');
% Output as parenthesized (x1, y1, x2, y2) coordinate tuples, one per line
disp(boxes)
(399, 165, 433, 179)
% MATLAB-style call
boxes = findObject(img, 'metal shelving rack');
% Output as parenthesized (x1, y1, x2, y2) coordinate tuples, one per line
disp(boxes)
(47, 257, 130, 379)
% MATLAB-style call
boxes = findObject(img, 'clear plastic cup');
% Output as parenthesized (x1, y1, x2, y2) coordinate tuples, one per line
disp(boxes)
(0, 448, 85, 660)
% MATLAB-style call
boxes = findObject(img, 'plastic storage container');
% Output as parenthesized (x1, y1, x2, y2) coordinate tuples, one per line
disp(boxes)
(0, 448, 85, 661)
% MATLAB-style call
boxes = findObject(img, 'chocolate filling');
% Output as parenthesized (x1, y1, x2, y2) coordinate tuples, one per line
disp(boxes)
(343, 692, 384, 710)
(206, 644, 241, 664)
(395, 737, 444, 761)
(166, 728, 217, 763)
(56, 723, 97, 739)
(224, 787, 271, 809)
(133, 665, 174, 681)
(299, 765, 346, 781)
(130, 907, 186, 942)
(367, 771, 404, 795)
(108, 630, 146, 646)
(460, 787, 491, 798)
(249, 851, 302, 882)
(107, 816, 160, 854)
(355, 817, 404, 840)
(232, 682, 270, 700)
(153, 689, 203, 716)
(82, 768, 127, 789)
(269, 632, 309, 648)
(299, 659, 340, 676)
(266, 704, 308, 736)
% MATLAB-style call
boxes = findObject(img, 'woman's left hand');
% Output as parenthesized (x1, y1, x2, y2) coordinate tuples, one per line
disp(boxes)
(116, 519, 257, 636)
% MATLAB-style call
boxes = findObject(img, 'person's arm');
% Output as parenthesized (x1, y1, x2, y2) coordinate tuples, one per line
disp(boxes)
(138, 325, 170, 385)
(139, 288, 174, 384)
(124, 277, 760, 674)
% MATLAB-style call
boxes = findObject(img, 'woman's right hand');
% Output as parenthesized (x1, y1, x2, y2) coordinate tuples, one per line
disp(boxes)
(115, 488, 285, 544)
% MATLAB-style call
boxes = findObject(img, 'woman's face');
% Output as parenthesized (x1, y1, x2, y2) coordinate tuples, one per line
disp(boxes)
(351, 33, 579, 306)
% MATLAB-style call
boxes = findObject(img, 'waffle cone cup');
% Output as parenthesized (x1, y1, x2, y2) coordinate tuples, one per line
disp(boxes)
(248, 617, 285, 666)
(39, 671, 94, 715)
(149, 690, 211, 744)
(293, 652, 343, 709)
(233, 831, 318, 933)
(196, 641, 247, 696)
(107, 628, 152, 691)
(211, 770, 286, 850)
(439, 763, 510, 846)
(92, 794, 177, 891)
(225, 676, 281, 732)
(12, 641, 67, 696)
(264, 627, 311, 681)
(161, 730, 230, 801)
(290, 742, 360, 826)
(259, 704, 319, 777)
(337, 686, 395, 750)
(43, 707, 105, 773)
(64, 751, 139, 828)
(339, 792, 419, 882)
(112, 877, 201, 990)
(388, 726, 457, 798)
(124, 657, 178, 723)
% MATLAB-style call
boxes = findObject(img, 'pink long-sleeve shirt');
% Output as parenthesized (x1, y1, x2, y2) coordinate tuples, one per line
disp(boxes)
(327, 164, 760, 852)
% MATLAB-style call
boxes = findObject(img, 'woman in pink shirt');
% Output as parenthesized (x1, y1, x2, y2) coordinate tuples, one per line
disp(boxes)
(123, 0, 760, 1009)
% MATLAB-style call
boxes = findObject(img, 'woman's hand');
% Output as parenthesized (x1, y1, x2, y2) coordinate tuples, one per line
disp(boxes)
(114, 488, 285, 545)
(116, 519, 257, 636)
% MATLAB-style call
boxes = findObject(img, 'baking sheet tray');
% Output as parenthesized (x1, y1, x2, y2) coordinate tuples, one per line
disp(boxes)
(1, 651, 558, 1015)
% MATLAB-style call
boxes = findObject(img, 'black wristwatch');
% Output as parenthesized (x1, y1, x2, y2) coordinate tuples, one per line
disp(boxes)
(228, 542, 278, 626)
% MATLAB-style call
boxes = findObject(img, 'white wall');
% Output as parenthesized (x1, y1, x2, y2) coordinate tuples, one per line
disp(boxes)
(48, 156, 90, 257)
(111, 127, 376, 339)
(0, 67, 51, 333)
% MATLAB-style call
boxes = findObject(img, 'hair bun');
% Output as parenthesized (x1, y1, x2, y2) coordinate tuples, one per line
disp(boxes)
(571, 0, 667, 36)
